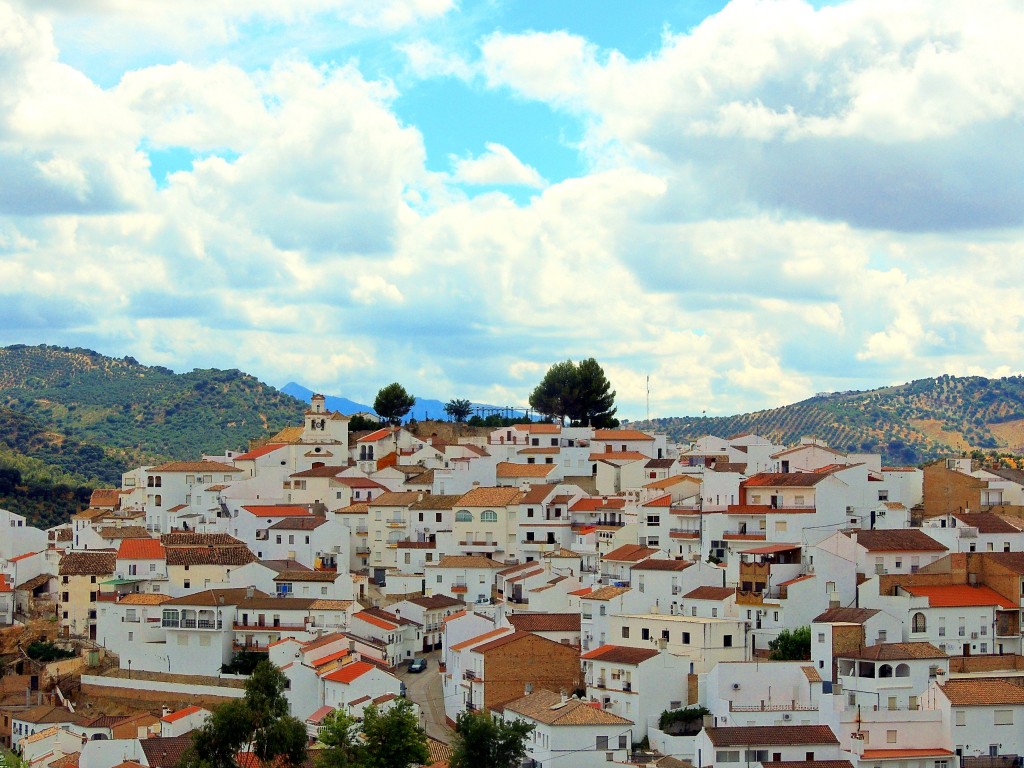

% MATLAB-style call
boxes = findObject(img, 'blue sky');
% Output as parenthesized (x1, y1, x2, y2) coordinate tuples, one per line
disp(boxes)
(1, 0, 1022, 421)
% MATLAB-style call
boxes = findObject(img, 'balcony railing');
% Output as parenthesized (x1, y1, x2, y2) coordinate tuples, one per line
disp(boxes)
(452, 585, 468, 594)
(464, 669, 479, 681)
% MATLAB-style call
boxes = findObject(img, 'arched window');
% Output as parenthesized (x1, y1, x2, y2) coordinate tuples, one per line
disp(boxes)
(895, 663, 910, 677)
(879, 664, 893, 678)
(455, 511, 473, 522)
(154, 476, 162, 487)
(481, 510, 498, 523)
(911, 612, 927, 633)
(154, 495, 162, 507)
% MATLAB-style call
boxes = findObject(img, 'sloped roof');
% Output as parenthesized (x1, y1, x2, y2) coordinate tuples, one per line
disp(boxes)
(705, 725, 839, 746)
(149, 461, 241, 473)
(593, 429, 652, 441)
(812, 607, 879, 624)
(839, 642, 947, 661)
(744, 472, 833, 487)
(241, 505, 311, 518)
(939, 678, 1024, 706)
(902, 584, 1016, 609)
(502, 688, 632, 725)
(580, 644, 659, 664)
(117, 538, 165, 560)
(457, 486, 524, 507)
(631, 559, 692, 572)
(434, 555, 506, 569)
(322, 661, 375, 684)
(603, 544, 659, 562)
(682, 586, 734, 601)
(851, 529, 946, 552)
(165, 546, 255, 567)
(950, 513, 1024, 534)
(507, 613, 580, 633)
(59, 551, 116, 576)
(233, 443, 288, 461)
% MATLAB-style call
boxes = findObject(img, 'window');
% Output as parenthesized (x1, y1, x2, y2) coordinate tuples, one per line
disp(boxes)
(716, 751, 740, 763)
(955, 710, 966, 726)
(912, 612, 927, 633)
(682, 632, 690, 644)
(455, 511, 472, 522)
(723, 634, 733, 647)
(618, 735, 627, 749)
(596, 736, 608, 750)
(745, 751, 768, 763)
(481, 510, 498, 523)
(641, 628, 650, 641)
(887, 730, 897, 743)
(995, 710, 1013, 725)
(621, 627, 629, 639)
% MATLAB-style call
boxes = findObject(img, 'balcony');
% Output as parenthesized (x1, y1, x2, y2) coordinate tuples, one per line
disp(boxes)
(622, 681, 632, 692)
(386, 520, 406, 528)
(176, 618, 225, 629)
(463, 669, 479, 681)
(355, 546, 371, 555)
(669, 530, 699, 539)
(452, 585, 468, 594)
(355, 527, 368, 536)
(595, 678, 606, 688)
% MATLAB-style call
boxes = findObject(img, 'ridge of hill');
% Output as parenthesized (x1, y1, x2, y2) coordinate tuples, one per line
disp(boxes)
(0, 345, 307, 484)
(634, 374, 1024, 465)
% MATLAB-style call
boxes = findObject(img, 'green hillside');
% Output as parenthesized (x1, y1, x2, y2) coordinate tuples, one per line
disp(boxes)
(0, 344, 307, 482)
(635, 374, 1024, 465)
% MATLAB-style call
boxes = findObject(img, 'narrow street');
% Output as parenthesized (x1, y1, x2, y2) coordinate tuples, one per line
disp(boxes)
(396, 651, 454, 743)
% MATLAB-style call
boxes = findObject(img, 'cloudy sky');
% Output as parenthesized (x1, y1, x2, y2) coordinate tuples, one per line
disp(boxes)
(1, 0, 1022, 420)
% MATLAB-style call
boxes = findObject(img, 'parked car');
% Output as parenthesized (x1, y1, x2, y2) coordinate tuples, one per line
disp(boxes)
(408, 658, 428, 673)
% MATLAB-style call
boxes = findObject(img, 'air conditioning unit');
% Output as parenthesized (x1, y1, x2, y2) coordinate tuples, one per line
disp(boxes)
(782, 713, 792, 721)
(846, 506, 855, 514)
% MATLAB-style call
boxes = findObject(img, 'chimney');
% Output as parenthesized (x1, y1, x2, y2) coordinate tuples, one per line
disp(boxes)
(246, 586, 254, 599)
(161, 705, 171, 718)
(559, 689, 568, 703)
(524, 682, 533, 695)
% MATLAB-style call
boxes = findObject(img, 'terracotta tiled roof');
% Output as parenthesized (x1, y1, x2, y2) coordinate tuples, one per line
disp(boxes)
(163, 588, 269, 607)
(289, 465, 346, 478)
(603, 544, 659, 562)
(457, 486, 525, 507)
(357, 427, 394, 442)
(903, 584, 1016, 609)
(233, 443, 288, 461)
(496, 462, 557, 478)
(940, 678, 1024, 705)
(682, 586, 735, 601)
(59, 551, 116, 576)
(801, 666, 822, 683)
(334, 502, 370, 514)
(241, 505, 312, 517)
(99, 526, 151, 540)
(50, 753, 81, 768)
(743, 472, 833, 487)
(334, 476, 387, 489)
(589, 451, 649, 461)
(410, 494, 462, 510)
(812, 607, 879, 624)
(763, 762, 853, 768)
(162, 705, 203, 723)
(982, 552, 1024, 574)
(593, 429, 651, 441)
(160, 533, 245, 547)
(582, 586, 631, 601)
(322, 661, 375, 683)
(513, 423, 561, 434)
(519, 484, 558, 504)
(449, 628, 511, 652)
(117, 593, 171, 605)
(407, 594, 465, 610)
(570, 497, 626, 512)
(950, 513, 1023, 534)
(502, 688, 632, 725)
(631, 559, 691, 572)
(370, 491, 422, 506)
(508, 613, 580, 633)
(149, 461, 241, 473)
(273, 570, 337, 582)
(268, 516, 328, 530)
(705, 725, 839, 746)
(89, 489, 121, 507)
(140, 735, 194, 768)
(850, 529, 946, 552)
(839, 642, 947, 661)
(434, 555, 506, 569)
(165, 546, 255, 566)
(580, 644, 659, 664)
(117, 538, 165, 560)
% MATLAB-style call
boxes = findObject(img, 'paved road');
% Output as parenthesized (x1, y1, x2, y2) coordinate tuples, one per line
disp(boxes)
(397, 651, 453, 743)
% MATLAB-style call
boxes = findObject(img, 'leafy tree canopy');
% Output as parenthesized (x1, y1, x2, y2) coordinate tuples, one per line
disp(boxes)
(768, 626, 812, 660)
(316, 709, 365, 768)
(360, 699, 430, 768)
(444, 398, 473, 423)
(528, 358, 617, 427)
(449, 711, 534, 768)
(183, 661, 307, 768)
(373, 383, 416, 425)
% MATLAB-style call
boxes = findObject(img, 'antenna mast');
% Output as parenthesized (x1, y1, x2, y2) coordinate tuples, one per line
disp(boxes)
(646, 375, 650, 423)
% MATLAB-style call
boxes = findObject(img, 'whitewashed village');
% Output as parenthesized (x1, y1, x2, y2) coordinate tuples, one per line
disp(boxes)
(5, 393, 1024, 768)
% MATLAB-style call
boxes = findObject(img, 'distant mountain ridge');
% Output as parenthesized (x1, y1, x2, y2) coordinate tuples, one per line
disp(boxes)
(281, 382, 512, 423)
(632, 374, 1024, 465)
